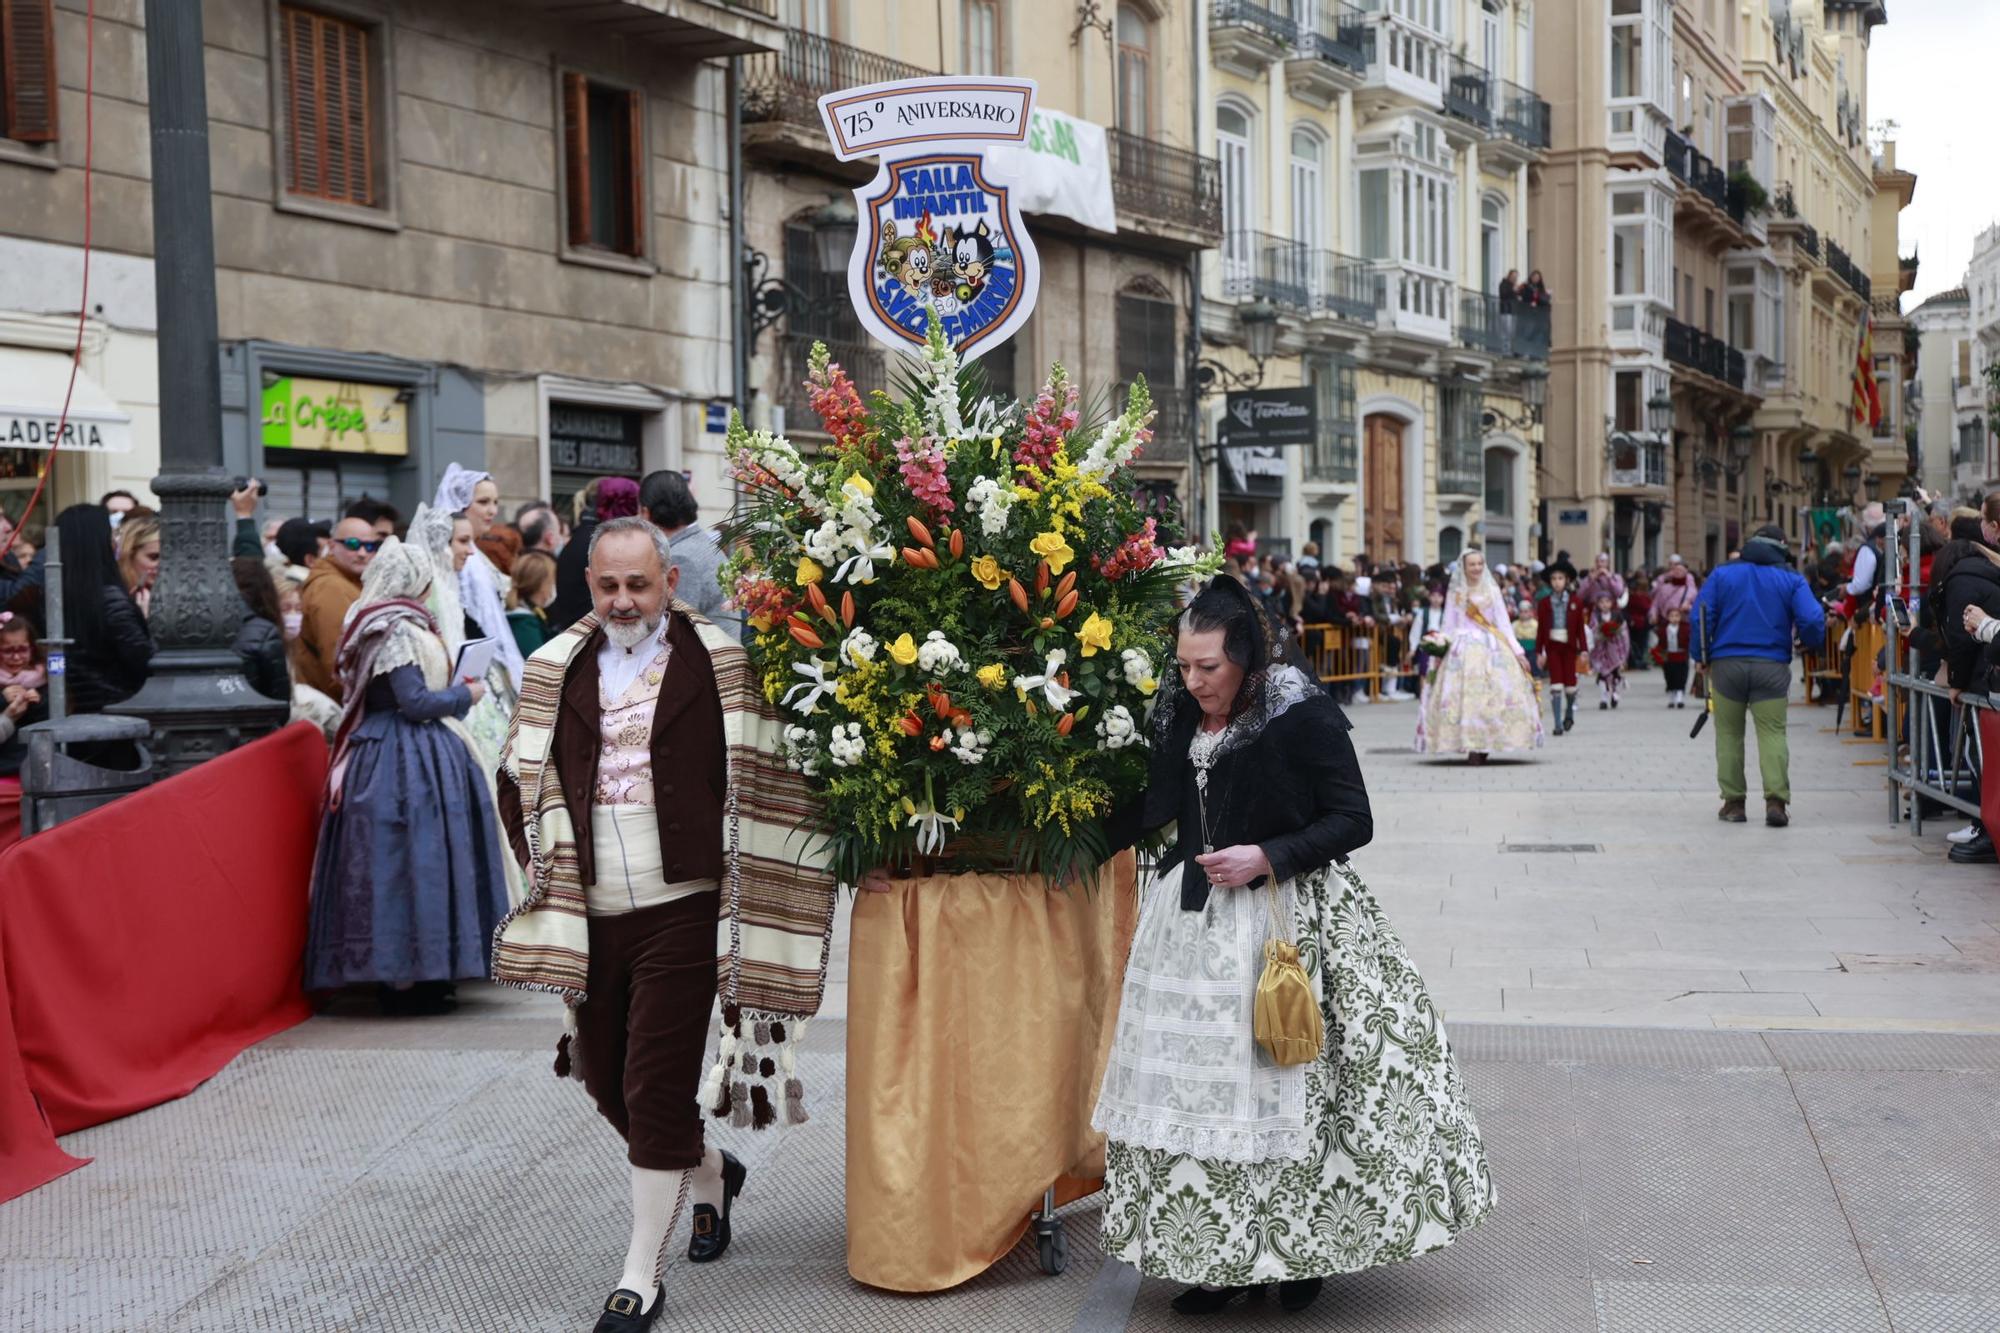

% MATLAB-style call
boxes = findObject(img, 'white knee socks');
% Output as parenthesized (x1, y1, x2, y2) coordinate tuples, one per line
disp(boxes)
(689, 1144, 725, 1211)
(618, 1165, 691, 1312)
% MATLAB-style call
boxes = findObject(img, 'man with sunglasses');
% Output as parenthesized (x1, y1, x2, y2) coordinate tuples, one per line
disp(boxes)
(295, 517, 382, 702)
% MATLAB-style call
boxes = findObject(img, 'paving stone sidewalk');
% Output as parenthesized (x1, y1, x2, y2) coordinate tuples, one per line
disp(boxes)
(9, 677, 1999, 1331)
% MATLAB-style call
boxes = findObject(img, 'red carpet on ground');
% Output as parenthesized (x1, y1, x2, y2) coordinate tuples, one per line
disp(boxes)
(0, 723, 325, 1203)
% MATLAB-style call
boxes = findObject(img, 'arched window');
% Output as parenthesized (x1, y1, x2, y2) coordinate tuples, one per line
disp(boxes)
(1218, 102, 1254, 282)
(1439, 525, 1465, 564)
(1117, 5, 1151, 136)
(962, 0, 1003, 74)
(1290, 127, 1324, 252)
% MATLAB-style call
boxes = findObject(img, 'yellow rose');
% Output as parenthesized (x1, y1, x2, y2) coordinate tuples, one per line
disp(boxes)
(796, 555, 824, 586)
(887, 633, 919, 667)
(971, 554, 1006, 591)
(976, 662, 1009, 690)
(1029, 531, 1076, 575)
(845, 472, 875, 497)
(1076, 611, 1114, 658)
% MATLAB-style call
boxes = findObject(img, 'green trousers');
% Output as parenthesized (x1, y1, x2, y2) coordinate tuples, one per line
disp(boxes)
(1709, 657, 1794, 802)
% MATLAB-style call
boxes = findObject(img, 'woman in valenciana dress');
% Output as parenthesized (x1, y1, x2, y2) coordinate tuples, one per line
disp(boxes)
(1093, 575, 1495, 1316)
(1414, 548, 1544, 764)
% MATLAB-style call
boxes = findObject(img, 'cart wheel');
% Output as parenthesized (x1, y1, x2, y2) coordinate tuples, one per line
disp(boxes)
(1036, 1221, 1069, 1275)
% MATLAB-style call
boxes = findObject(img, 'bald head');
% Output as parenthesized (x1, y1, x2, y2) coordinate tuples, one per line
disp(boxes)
(327, 517, 379, 578)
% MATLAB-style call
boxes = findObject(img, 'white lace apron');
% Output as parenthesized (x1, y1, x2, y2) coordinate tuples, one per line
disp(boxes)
(1091, 727, 1315, 1164)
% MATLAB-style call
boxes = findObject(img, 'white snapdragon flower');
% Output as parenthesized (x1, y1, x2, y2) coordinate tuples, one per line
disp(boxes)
(916, 631, 965, 675)
(967, 476, 1015, 538)
(841, 627, 879, 668)
(827, 722, 868, 768)
(946, 727, 993, 765)
(1096, 705, 1142, 751)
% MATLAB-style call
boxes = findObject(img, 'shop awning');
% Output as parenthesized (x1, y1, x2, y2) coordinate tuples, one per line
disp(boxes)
(0, 346, 133, 454)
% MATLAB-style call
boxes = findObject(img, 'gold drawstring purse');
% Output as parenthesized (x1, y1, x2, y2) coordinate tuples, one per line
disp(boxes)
(1253, 878, 1322, 1067)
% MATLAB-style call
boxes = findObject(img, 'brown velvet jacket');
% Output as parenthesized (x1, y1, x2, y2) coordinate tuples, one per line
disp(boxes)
(497, 615, 727, 888)
(294, 561, 362, 700)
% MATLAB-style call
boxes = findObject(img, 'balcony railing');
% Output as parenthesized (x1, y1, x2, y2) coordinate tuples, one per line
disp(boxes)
(1144, 385, 1192, 463)
(1826, 241, 1872, 301)
(1107, 128, 1225, 239)
(1508, 303, 1552, 360)
(1495, 77, 1551, 150)
(742, 30, 933, 131)
(1773, 181, 1798, 218)
(1296, 0, 1371, 73)
(1307, 250, 1379, 324)
(1458, 289, 1504, 355)
(1609, 435, 1668, 490)
(1443, 54, 1492, 129)
(1439, 435, 1483, 497)
(1664, 129, 1728, 210)
(1304, 419, 1358, 484)
(1665, 316, 1748, 392)
(1211, 0, 1296, 45)
(1222, 231, 1312, 308)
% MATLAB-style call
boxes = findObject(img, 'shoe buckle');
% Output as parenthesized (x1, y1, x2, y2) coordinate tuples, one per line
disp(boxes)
(608, 1292, 641, 1317)
(693, 1212, 714, 1235)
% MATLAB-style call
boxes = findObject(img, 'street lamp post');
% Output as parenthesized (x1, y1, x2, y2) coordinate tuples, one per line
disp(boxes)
(107, 0, 288, 771)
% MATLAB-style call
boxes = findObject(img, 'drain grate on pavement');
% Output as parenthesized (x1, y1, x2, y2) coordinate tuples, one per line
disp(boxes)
(1501, 842, 1603, 853)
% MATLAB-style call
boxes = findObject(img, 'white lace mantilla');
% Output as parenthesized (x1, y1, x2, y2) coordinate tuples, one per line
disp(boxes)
(1092, 860, 1315, 1165)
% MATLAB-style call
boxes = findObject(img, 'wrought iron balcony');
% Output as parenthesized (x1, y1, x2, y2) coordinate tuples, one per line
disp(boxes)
(1458, 289, 1505, 355)
(1460, 291, 1551, 360)
(1307, 251, 1379, 325)
(1664, 129, 1728, 210)
(1443, 54, 1492, 129)
(1211, 0, 1297, 45)
(1772, 181, 1797, 218)
(1221, 231, 1313, 309)
(1108, 128, 1225, 241)
(1143, 385, 1192, 463)
(1296, 0, 1370, 74)
(1665, 316, 1749, 392)
(1510, 304, 1552, 360)
(1826, 241, 1872, 301)
(742, 30, 932, 132)
(1438, 434, 1484, 498)
(1304, 419, 1358, 484)
(1798, 222, 1820, 260)
(1495, 78, 1551, 150)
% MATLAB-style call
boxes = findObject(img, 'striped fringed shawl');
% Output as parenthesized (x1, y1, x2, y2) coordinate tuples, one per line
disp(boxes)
(493, 604, 837, 1130)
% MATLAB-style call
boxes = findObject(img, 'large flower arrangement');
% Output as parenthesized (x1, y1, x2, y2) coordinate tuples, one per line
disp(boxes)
(724, 327, 1219, 889)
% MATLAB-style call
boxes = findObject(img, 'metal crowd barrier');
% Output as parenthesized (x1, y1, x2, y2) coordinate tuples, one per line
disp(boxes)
(1299, 622, 1414, 700)
(1879, 496, 1981, 831)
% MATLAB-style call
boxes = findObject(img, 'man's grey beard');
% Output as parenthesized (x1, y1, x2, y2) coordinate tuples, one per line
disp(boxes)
(604, 613, 662, 650)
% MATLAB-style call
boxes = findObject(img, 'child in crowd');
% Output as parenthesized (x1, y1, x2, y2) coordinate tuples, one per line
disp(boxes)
(1588, 590, 1627, 709)
(1655, 605, 1692, 708)
(505, 550, 559, 658)
(0, 612, 48, 778)
(1513, 598, 1540, 676)
(1536, 559, 1585, 734)
(1408, 582, 1448, 697)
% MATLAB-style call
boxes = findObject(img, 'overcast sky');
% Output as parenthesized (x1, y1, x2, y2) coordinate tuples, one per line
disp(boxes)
(1870, 5, 2000, 302)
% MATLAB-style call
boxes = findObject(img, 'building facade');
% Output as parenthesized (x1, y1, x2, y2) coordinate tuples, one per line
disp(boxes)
(1194, 0, 1551, 570)
(1907, 287, 1975, 500)
(1866, 138, 1916, 496)
(1535, 0, 1885, 573)
(0, 0, 768, 529)
(735, 1, 1217, 533)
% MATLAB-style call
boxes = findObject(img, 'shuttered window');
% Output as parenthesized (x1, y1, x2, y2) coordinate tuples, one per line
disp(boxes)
(1117, 289, 1180, 458)
(0, 0, 59, 144)
(561, 72, 646, 258)
(279, 6, 376, 208)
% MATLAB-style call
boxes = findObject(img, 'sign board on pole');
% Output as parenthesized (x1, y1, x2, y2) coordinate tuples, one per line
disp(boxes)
(817, 77, 1042, 362)
(1218, 387, 1315, 501)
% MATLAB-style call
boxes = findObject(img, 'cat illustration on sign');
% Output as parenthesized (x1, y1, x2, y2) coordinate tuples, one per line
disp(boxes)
(943, 220, 998, 303)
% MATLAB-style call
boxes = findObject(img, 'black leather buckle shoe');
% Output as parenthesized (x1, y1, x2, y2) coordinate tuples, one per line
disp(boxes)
(591, 1284, 662, 1332)
(687, 1149, 747, 1263)
(1169, 1284, 1265, 1315)
(1278, 1277, 1324, 1312)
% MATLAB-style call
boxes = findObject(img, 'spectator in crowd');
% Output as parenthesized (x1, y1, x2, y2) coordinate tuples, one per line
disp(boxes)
(1926, 498, 2000, 862)
(549, 477, 609, 632)
(506, 549, 558, 658)
(230, 557, 291, 702)
(476, 522, 523, 577)
(1652, 554, 1700, 627)
(515, 500, 563, 555)
(1811, 540, 1844, 598)
(229, 480, 267, 559)
(346, 495, 401, 542)
(0, 506, 46, 613)
(305, 537, 512, 1015)
(100, 489, 139, 521)
(276, 572, 305, 644)
(0, 612, 47, 778)
(1296, 540, 1321, 576)
(273, 517, 323, 585)
(1223, 524, 1257, 562)
(1498, 268, 1519, 310)
(432, 462, 524, 692)
(0, 508, 20, 574)
(405, 504, 515, 779)
(296, 517, 381, 702)
(1521, 270, 1551, 308)
(1626, 573, 1654, 670)
(641, 469, 741, 637)
(1692, 525, 1825, 828)
(116, 514, 162, 620)
(54, 504, 154, 719)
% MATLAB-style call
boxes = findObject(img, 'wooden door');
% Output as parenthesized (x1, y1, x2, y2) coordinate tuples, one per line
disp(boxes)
(1365, 413, 1405, 561)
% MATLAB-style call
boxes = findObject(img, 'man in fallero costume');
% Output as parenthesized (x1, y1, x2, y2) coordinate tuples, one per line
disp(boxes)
(494, 516, 840, 1331)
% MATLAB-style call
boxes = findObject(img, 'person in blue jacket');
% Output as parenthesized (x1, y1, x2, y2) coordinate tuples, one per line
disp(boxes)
(1691, 524, 1826, 827)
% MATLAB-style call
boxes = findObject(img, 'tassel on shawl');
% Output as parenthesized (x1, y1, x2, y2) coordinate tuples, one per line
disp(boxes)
(706, 1009, 806, 1130)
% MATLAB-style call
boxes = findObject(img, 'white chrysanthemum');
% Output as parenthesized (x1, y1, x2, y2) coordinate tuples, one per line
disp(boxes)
(827, 722, 867, 768)
(803, 519, 845, 565)
(947, 727, 993, 765)
(916, 630, 964, 675)
(840, 627, 879, 668)
(1096, 705, 1142, 751)
(1120, 648, 1154, 688)
(782, 723, 823, 775)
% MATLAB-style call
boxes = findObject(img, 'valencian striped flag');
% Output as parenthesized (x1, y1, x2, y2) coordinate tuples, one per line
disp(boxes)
(1851, 313, 1883, 429)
